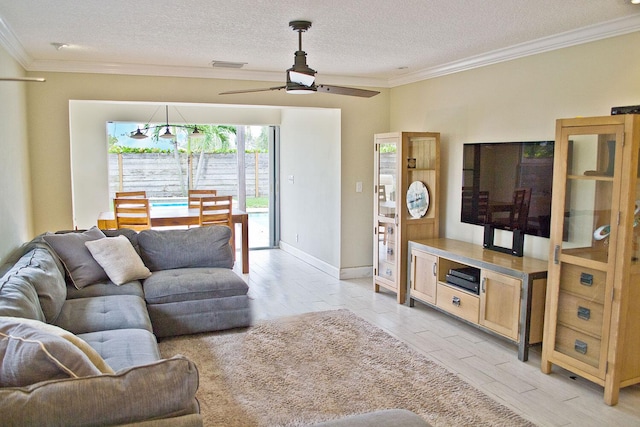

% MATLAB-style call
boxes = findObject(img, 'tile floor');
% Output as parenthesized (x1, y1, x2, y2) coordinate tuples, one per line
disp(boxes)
(234, 249, 640, 427)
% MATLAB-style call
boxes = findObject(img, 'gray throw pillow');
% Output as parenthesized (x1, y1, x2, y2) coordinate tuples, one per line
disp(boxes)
(137, 226, 233, 271)
(43, 227, 108, 289)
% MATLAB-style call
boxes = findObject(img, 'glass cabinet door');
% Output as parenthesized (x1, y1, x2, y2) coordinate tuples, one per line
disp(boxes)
(375, 140, 398, 283)
(550, 125, 623, 373)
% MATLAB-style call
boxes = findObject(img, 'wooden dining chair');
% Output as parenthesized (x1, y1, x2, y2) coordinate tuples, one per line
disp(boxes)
(188, 189, 218, 207)
(199, 195, 234, 253)
(115, 190, 147, 199)
(114, 197, 152, 231)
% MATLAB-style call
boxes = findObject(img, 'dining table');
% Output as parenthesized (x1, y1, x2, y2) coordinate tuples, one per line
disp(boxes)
(97, 206, 249, 274)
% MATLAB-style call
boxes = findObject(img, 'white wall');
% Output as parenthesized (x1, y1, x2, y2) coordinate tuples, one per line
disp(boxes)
(0, 45, 32, 263)
(389, 32, 640, 260)
(279, 107, 342, 272)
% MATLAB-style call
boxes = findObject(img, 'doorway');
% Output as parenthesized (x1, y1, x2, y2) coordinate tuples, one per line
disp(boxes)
(106, 120, 280, 249)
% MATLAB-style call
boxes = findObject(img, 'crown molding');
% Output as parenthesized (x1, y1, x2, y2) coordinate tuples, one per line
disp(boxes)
(23, 58, 389, 88)
(0, 15, 32, 67)
(388, 14, 640, 87)
(2, 12, 639, 89)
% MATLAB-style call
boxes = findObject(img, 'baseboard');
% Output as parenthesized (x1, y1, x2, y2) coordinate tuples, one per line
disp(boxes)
(279, 242, 373, 280)
(339, 266, 373, 280)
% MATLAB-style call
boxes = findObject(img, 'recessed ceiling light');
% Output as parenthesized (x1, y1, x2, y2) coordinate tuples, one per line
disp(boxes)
(51, 42, 69, 50)
(632, 0, 640, 4)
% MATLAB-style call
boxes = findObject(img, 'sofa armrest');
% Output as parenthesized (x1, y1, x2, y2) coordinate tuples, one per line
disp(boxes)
(0, 356, 200, 426)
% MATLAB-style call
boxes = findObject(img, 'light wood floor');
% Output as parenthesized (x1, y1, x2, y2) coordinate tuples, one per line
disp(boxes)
(235, 249, 640, 427)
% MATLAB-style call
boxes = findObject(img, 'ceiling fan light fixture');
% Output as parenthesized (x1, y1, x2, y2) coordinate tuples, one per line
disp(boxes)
(289, 70, 315, 87)
(286, 82, 317, 94)
(286, 87, 316, 94)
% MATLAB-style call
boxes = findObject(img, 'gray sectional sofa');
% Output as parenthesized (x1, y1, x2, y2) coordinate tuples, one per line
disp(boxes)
(0, 225, 251, 426)
(0, 225, 429, 427)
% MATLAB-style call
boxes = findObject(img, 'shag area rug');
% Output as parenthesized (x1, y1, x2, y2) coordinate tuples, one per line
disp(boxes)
(159, 309, 534, 427)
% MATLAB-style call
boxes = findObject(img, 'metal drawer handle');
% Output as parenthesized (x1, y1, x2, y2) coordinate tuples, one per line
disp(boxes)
(580, 272, 594, 286)
(574, 340, 588, 355)
(452, 296, 461, 307)
(577, 306, 591, 321)
(432, 263, 437, 277)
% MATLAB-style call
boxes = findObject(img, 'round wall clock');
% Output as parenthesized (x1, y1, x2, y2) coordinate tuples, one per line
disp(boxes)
(406, 181, 430, 218)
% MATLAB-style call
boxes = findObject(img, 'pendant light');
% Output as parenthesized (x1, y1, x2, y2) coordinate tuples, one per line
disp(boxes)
(129, 105, 204, 140)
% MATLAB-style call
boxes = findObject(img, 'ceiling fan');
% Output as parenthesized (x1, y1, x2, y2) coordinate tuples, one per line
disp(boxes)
(220, 21, 379, 98)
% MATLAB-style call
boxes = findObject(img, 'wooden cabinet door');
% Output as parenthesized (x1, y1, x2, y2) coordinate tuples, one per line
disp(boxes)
(410, 249, 437, 304)
(480, 270, 521, 340)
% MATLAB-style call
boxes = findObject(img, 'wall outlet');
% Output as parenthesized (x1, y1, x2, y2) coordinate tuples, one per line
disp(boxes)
(288, 175, 294, 184)
(295, 234, 299, 242)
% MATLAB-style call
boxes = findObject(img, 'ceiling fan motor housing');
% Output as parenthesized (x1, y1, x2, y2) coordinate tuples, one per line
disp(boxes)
(219, 19, 379, 97)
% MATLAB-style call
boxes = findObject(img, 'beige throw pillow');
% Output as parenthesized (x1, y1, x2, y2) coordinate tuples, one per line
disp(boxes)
(85, 236, 151, 285)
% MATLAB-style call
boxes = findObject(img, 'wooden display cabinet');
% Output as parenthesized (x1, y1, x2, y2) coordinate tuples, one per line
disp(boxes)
(373, 132, 440, 304)
(541, 114, 640, 405)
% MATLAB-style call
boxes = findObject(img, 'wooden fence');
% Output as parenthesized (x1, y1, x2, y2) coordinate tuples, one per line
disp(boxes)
(108, 152, 269, 199)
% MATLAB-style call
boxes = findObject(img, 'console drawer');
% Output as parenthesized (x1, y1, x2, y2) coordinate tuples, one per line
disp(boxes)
(436, 283, 479, 324)
(558, 292, 604, 338)
(555, 325, 602, 370)
(559, 264, 606, 304)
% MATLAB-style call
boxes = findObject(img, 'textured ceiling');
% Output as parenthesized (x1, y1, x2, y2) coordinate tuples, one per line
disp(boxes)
(1, 0, 639, 87)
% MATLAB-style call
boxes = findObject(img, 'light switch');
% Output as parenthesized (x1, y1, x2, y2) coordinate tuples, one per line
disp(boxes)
(356, 181, 363, 193)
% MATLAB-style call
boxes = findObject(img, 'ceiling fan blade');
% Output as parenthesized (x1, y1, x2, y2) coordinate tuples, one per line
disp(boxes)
(0, 77, 46, 82)
(219, 86, 286, 95)
(316, 84, 379, 98)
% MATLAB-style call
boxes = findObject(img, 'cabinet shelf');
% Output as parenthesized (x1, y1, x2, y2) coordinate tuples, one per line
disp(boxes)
(567, 174, 614, 182)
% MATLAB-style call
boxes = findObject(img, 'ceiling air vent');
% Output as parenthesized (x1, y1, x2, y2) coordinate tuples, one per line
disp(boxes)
(211, 61, 247, 69)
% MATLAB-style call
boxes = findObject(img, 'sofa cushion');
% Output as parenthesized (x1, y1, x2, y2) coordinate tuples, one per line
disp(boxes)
(148, 294, 251, 338)
(78, 328, 160, 372)
(85, 235, 151, 285)
(0, 247, 67, 323)
(102, 228, 140, 253)
(0, 318, 104, 387)
(66, 280, 144, 300)
(138, 227, 233, 271)
(0, 252, 48, 322)
(43, 227, 109, 289)
(54, 295, 153, 335)
(0, 356, 200, 427)
(143, 267, 249, 304)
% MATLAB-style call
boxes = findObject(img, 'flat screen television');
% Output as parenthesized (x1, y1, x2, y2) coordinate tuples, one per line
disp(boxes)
(461, 141, 554, 238)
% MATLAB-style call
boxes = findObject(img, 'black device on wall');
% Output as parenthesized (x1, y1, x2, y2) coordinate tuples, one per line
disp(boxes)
(461, 141, 554, 247)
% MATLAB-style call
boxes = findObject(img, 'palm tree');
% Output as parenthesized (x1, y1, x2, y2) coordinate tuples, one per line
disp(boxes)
(189, 125, 236, 189)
